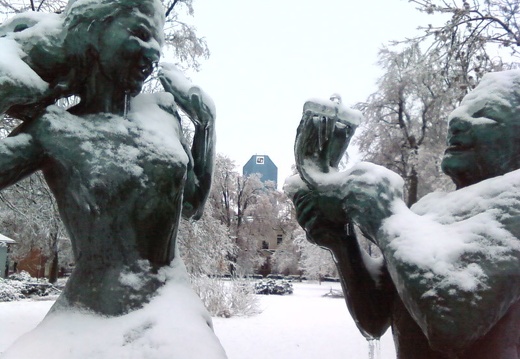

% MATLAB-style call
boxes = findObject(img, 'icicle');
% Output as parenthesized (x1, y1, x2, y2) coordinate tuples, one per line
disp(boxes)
(367, 338, 381, 359)
(123, 91, 130, 120)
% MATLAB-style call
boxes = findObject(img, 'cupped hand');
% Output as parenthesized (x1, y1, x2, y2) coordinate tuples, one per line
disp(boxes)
(293, 188, 351, 250)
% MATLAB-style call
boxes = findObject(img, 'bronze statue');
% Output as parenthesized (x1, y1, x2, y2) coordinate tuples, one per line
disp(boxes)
(0, 0, 215, 316)
(287, 71, 520, 358)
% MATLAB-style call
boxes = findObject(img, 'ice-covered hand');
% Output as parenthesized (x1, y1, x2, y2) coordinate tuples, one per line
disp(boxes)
(294, 98, 362, 189)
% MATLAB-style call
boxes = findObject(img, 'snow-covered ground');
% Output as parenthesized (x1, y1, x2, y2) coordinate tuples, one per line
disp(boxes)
(0, 281, 396, 359)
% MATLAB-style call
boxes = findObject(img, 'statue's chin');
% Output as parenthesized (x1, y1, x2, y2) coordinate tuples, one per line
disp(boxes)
(441, 154, 476, 189)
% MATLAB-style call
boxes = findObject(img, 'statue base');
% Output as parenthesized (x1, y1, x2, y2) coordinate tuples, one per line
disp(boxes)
(0, 258, 228, 359)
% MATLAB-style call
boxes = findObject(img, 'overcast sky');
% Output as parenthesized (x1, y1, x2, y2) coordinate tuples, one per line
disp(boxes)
(173, 0, 436, 188)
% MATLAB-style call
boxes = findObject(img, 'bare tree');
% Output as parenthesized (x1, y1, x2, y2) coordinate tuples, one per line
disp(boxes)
(355, 44, 457, 205)
(404, 0, 520, 91)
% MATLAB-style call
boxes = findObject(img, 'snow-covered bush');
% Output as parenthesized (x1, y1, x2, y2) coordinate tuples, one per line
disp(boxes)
(254, 279, 293, 295)
(190, 276, 260, 318)
(0, 271, 61, 301)
(0, 278, 25, 301)
(8, 270, 34, 282)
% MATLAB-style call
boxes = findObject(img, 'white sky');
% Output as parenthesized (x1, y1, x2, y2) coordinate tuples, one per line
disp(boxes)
(172, 0, 437, 188)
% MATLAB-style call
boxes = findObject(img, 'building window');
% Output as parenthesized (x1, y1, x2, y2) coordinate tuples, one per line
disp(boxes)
(276, 234, 283, 245)
(262, 241, 269, 249)
(256, 156, 265, 164)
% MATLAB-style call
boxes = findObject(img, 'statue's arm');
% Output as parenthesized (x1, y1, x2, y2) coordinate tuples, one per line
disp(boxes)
(293, 189, 393, 338)
(330, 226, 394, 338)
(342, 169, 520, 355)
(0, 132, 43, 189)
(182, 108, 215, 220)
(159, 63, 215, 220)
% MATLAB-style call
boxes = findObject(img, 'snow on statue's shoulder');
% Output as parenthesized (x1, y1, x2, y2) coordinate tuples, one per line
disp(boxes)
(0, 11, 63, 96)
(0, 37, 48, 92)
(383, 169, 520, 296)
(1, 256, 227, 359)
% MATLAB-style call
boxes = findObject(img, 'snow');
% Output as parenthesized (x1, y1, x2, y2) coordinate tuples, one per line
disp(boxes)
(0, 233, 15, 244)
(0, 281, 397, 359)
(284, 161, 404, 198)
(0, 257, 227, 359)
(1, 12, 63, 44)
(0, 37, 48, 92)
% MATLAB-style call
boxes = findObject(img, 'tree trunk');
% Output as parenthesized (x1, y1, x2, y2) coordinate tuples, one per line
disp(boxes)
(407, 168, 419, 207)
(48, 251, 59, 284)
(48, 231, 59, 283)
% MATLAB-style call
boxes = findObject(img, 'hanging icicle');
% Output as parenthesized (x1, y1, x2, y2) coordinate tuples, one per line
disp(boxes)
(368, 338, 381, 359)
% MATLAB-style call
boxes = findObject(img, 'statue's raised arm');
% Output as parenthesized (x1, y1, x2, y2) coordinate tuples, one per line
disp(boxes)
(286, 96, 395, 340)
(159, 63, 215, 220)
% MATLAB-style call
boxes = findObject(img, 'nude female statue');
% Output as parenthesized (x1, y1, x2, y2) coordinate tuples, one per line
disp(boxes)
(0, 0, 215, 316)
(288, 70, 520, 358)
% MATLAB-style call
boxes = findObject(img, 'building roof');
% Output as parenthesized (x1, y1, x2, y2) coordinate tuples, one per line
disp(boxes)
(0, 233, 15, 244)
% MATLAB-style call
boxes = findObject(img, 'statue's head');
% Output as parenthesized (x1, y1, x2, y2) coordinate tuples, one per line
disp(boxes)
(63, 0, 164, 96)
(441, 70, 520, 188)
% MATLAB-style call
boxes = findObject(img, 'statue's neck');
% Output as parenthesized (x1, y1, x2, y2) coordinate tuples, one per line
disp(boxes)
(71, 66, 128, 116)
(76, 91, 127, 116)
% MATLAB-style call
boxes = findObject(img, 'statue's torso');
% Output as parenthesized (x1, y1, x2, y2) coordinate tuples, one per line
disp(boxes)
(27, 96, 188, 267)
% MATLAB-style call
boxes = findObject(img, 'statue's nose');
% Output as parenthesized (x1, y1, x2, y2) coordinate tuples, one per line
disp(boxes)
(448, 117, 471, 135)
(142, 46, 160, 66)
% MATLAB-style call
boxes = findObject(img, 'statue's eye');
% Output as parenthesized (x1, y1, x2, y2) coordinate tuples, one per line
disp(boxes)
(132, 26, 151, 41)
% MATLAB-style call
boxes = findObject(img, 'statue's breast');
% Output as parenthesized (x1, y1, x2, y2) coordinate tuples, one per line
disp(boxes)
(36, 101, 188, 204)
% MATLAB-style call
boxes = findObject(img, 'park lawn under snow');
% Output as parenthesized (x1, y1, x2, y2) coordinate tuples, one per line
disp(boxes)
(0, 281, 396, 359)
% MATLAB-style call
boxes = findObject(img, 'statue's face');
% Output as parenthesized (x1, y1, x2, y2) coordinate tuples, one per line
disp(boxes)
(98, 6, 162, 95)
(441, 95, 520, 188)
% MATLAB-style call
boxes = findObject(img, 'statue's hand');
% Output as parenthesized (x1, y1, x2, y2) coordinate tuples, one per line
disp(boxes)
(158, 63, 215, 128)
(293, 188, 350, 250)
(294, 98, 362, 188)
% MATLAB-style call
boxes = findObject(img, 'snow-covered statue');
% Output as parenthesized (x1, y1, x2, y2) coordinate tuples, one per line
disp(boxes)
(286, 70, 520, 359)
(0, 0, 226, 358)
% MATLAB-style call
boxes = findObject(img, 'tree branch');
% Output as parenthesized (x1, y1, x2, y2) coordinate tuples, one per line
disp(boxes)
(165, 0, 180, 19)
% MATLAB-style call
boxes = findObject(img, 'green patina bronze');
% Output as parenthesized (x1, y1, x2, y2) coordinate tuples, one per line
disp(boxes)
(0, 0, 215, 316)
(290, 75, 520, 359)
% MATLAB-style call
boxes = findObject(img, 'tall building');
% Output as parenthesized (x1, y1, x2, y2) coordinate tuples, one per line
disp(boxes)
(243, 155, 278, 188)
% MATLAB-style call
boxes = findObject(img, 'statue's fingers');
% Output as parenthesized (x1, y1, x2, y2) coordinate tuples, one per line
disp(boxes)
(292, 189, 311, 207)
(296, 202, 316, 228)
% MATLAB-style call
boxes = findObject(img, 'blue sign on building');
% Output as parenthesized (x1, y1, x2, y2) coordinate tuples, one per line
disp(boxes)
(243, 155, 278, 188)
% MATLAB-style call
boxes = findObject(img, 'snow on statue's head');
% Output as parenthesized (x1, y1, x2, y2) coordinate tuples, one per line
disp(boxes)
(63, 0, 164, 82)
(442, 69, 520, 188)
